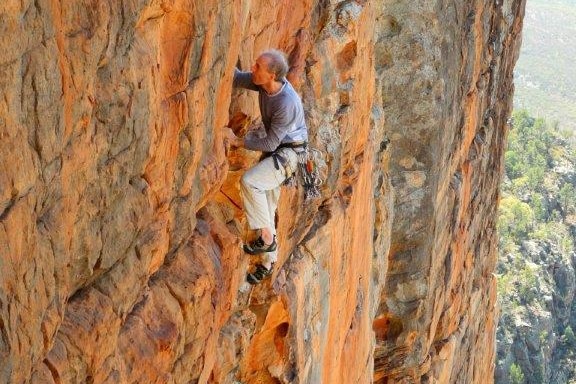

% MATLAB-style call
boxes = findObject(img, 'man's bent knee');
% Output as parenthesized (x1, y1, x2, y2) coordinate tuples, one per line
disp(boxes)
(241, 172, 255, 190)
(241, 165, 269, 190)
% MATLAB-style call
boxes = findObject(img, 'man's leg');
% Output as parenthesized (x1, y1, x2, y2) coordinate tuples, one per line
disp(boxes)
(241, 149, 297, 284)
(260, 187, 280, 268)
(240, 156, 285, 247)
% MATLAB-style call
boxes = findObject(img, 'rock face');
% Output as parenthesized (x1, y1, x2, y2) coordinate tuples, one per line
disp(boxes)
(0, 1, 525, 383)
(372, 1, 526, 382)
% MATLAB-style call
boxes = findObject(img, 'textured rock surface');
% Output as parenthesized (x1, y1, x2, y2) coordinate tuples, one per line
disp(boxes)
(0, 0, 524, 383)
(372, 1, 526, 383)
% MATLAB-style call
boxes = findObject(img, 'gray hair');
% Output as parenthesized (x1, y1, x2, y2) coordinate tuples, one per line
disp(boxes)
(260, 49, 289, 81)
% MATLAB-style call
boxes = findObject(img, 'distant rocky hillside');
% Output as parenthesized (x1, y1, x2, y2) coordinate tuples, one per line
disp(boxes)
(514, 0, 576, 131)
(495, 110, 576, 383)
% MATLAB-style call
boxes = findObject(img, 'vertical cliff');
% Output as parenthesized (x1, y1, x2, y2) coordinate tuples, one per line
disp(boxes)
(0, 0, 525, 383)
(372, 1, 526, 382)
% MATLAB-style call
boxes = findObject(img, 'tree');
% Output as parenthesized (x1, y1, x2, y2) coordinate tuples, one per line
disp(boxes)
(498, 196, 534, 239)
(564, 325, 576, 346)
(559, 183, 575, 214)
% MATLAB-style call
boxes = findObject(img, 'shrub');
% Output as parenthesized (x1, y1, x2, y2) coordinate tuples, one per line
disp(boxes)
(564, 325, 576, 345)
(510, 362, 525, 384)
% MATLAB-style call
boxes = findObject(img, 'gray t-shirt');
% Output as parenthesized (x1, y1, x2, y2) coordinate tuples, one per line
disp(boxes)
(233, 68, 308, 152)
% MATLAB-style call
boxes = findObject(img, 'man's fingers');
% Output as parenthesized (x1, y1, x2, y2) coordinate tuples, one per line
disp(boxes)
(223, 127, 234, 140)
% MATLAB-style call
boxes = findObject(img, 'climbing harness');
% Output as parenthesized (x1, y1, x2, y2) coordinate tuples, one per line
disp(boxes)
(268, 142, 324, 201)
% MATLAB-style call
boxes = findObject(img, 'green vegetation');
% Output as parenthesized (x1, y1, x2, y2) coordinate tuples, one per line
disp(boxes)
(498, 2, 576, 381)
(498, 110, 575, 258)
(539, 330, 548, 344)
(498, 196, 534, 239)
(564, 326, 576, 345)
(510, 363, 525, 384)
(497, 109, 576, 382)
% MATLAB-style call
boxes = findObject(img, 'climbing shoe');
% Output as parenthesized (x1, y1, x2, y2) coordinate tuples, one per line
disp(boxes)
(247, 263, 274, 285)
(243, 236, 277, 255)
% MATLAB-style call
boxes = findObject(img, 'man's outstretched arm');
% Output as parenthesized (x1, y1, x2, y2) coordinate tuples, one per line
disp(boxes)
(233, 68, 259, 91)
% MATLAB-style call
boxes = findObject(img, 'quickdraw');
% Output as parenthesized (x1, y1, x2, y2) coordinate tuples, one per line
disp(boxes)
(296, 146, 323, 200)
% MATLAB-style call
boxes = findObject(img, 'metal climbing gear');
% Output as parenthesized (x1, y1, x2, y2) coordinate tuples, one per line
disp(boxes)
(296, 145, 323, 200)
(268, 142, 324, 200)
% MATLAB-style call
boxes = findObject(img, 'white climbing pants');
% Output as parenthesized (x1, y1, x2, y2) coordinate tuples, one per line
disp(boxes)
(240, 147, 299, 264)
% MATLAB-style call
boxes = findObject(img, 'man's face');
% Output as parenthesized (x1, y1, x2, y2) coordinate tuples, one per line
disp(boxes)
(251, 55, 275, 85)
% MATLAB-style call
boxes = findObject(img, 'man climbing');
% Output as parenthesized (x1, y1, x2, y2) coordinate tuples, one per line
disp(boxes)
(224, 49, 308, 285)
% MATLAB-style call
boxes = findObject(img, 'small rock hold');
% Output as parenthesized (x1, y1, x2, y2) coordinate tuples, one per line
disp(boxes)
(379, 16, 402, 38)
(129, 176, 149, 194)
(336, 2, 363, 30)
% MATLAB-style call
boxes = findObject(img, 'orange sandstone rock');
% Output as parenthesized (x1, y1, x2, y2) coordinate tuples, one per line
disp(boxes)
(0, 0, 525, 383)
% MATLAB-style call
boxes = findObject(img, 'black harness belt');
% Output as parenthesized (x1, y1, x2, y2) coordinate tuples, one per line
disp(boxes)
(277, 141, 307, 150)
(265, 141, 308, 172)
